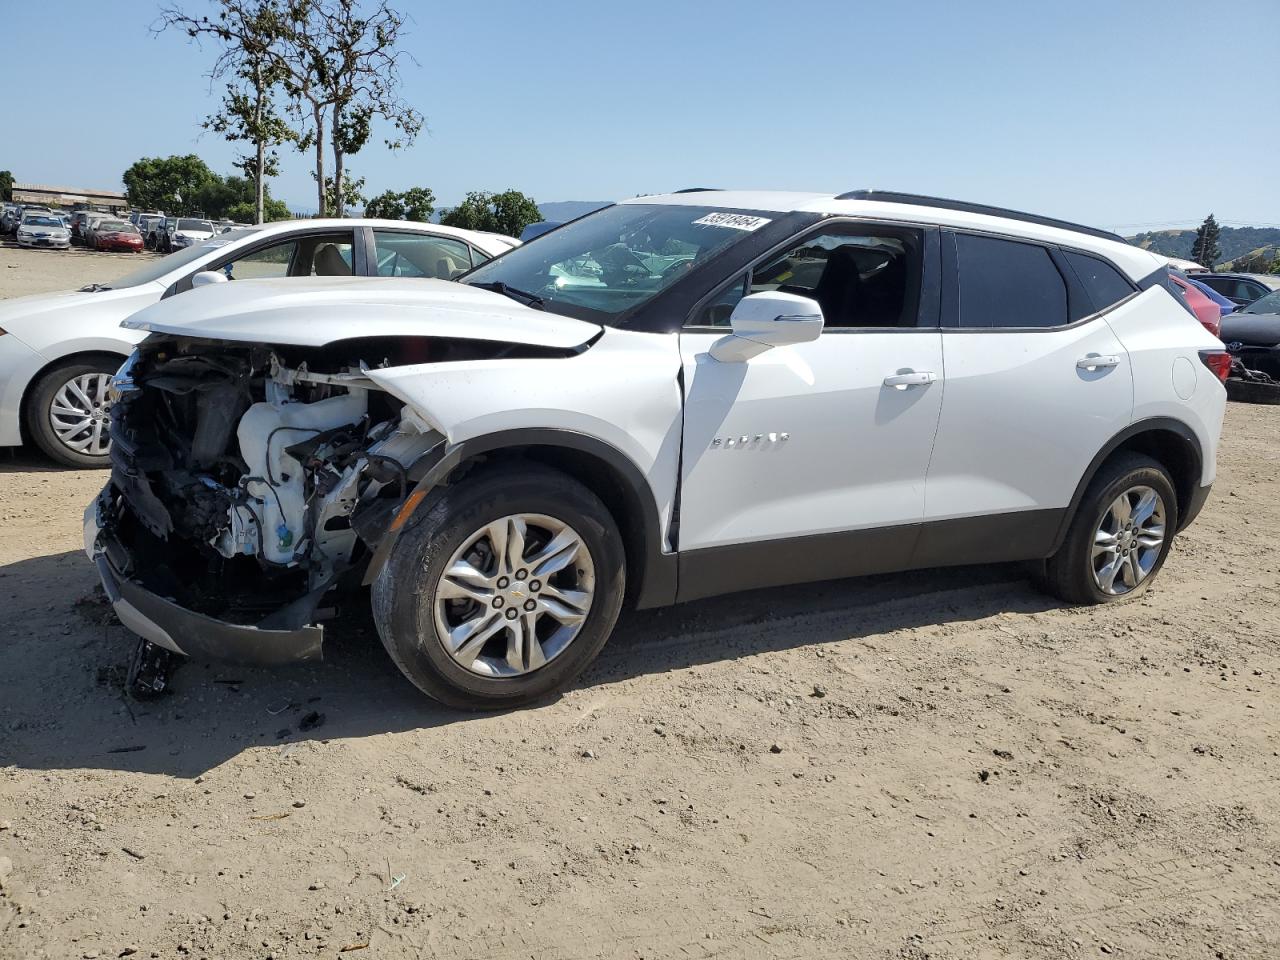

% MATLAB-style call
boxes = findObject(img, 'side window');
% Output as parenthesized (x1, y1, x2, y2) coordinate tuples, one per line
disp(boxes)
(222, 239, 298, 280)
(693, 228, 923, 328)
(306, 234, 355, 276)
(1241, 281, 1267, 301)
(469, 246, 492, 267)
(373, 231, 473, 279)
(694, 275, 748, 326)
(1063, 251, 1135, 313)
(955, 234, 1068, 329)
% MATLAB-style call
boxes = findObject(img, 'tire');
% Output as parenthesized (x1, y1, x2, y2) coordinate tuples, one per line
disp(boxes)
(1226, 377, 1280, 405)
(1037, 453, 1179, 605)
(372, 462, 626, 710)
(24, 356, 121, 468)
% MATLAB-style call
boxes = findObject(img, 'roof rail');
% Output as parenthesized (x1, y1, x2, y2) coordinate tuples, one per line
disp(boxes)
(834, 189, 1126, 244)
(673, 187, 720, 193)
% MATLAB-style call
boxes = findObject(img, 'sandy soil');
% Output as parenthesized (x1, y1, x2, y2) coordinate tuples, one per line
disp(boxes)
(1, 247, 1278, 960)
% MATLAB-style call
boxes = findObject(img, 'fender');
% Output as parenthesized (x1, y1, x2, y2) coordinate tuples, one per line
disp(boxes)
(1049, 415, 1206, 553)
(360, 428, 678, 609)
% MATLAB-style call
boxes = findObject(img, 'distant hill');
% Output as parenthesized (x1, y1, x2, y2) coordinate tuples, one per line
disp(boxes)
(1128, 225, 1280, 268)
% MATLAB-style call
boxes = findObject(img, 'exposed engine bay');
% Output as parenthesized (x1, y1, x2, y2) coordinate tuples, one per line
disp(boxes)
(97, 334, 477, 634)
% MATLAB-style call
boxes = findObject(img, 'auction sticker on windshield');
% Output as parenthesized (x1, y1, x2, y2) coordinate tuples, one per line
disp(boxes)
(691, 212, 772, 231)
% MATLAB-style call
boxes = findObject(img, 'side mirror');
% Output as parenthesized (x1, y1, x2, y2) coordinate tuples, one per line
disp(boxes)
(709, 290, 824, 362)
(191, 270, 228, 288)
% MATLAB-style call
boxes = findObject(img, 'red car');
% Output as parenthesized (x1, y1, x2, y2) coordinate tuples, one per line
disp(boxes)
(93, 220, 145, 253)
(1169, 273, 1221, 338)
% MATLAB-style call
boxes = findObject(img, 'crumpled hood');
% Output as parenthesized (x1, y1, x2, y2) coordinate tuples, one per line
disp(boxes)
(121, 275, 602, 349)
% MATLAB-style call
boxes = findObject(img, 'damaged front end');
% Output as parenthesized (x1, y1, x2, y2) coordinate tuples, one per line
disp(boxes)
(85, 335, 448, 664)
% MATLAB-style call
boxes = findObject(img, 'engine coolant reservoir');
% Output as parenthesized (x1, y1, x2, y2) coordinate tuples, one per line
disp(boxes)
(237, 391, 368, 564)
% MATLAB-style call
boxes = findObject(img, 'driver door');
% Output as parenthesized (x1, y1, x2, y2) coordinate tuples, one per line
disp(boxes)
(675, 224, 944, 601)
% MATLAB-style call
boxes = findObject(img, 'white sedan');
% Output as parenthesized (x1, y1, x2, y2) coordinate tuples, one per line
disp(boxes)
(0, 219, 518, 466)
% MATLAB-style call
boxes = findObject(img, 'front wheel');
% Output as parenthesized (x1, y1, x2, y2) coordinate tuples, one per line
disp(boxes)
(1038, 453, 1178, 605)
(372, 463, 625, 709)
(24, 357, 121, 468)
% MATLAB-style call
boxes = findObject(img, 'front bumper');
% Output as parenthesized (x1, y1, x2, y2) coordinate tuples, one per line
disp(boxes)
(84, 499, 325, 664)
(17, 235, 70, 248)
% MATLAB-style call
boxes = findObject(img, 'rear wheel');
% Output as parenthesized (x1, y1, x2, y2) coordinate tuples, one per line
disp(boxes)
(24, 357, 121, 468)
(1037, 453, 1178, 605)
(372, 464, 625, 709)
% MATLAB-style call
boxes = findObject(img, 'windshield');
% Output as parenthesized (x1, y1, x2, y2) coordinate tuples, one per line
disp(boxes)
(90, 227, 260, 290)
(178, 219, 213, 232)
(100, 221, 132, 232)
(462, 204, 772, 323)
(1244, 290, 1280, 314)
(23, 216, 62, 227)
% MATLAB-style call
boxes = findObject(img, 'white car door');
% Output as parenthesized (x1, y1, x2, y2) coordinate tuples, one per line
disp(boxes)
(914, 232, 1134, 566)
(675, 224, 945, 600)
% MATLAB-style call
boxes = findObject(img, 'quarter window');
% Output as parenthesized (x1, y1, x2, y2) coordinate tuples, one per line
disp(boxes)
(1063, 251, 1135, 313)
(373, 231, 474, 279)
(955, 234, 1068, 329)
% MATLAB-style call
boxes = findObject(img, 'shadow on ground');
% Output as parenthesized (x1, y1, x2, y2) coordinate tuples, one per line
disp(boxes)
(0, 547, 1057, 779)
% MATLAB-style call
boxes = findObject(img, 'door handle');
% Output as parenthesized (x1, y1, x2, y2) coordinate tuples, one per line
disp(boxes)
(1077, 354, 1121, 371)
(883, 371, 937, 389)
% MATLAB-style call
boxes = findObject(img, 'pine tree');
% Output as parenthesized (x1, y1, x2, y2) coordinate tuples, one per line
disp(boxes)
(1190, 214, 1222, 268)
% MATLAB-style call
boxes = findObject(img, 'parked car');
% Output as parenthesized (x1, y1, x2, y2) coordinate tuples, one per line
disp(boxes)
(1, 204, 20, 234)
(1186, 275, 1236, 318)
(134, 214, 164, 245)
(80, 190, 1228, 707)
(144, 217, 168, 251)
(93, 220, 144, 253)
(1194, 272, 1280, 307)
(80, 212, 116, 248)
(1169, 273, 1223, 337)
(0, 218, 516, 467)
(157, 218, 216, 252)
(15, 213, 71, 250)
(1220, 289, 1280, 404)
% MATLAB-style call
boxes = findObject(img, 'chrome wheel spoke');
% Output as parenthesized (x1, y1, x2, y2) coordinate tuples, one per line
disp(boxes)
(1092, 529, 1119, 559)
(450, 614, 507, 667)
(437, 573, 494, 604)
(528, 527, 583, 578)
(1131, 489, 1159, 526)
(538, 595, 587, 625)
(1097, 554, 1124, 592)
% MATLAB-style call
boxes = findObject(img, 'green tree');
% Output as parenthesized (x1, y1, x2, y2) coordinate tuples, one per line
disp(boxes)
(1190, 213, 1222, 268)
(157, 0, 297, 224)
(439, 189, 542, 238)
(0, 170, 13, 202)
(192, 173, 289, 220)
(322, 174, 366, 217)
(123, 155, 218, 214)
(1269, 252, 1280, 276)
(363, 185, 435, 221)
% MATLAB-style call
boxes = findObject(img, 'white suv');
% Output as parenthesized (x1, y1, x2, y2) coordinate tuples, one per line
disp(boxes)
(84, 190, 1228, 708)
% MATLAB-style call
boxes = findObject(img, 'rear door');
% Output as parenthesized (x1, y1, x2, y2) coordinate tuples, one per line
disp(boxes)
(916, 232, 1134, 564)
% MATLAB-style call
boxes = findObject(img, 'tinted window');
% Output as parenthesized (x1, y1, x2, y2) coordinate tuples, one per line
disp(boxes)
(694, 229, 922, 328)
(955, 234, 1068, 329)
(1064, 251, 1134, 312)
(373, 231, 473, 279)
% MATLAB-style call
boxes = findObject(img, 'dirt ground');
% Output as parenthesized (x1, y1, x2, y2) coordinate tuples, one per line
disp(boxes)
(0, 245, 1277, 960)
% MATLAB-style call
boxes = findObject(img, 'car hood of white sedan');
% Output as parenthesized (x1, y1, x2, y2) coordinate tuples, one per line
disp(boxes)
(121, 275, 603, 349)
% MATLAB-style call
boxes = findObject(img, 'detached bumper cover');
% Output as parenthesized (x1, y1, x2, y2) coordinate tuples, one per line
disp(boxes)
(84, 501, 324, 664)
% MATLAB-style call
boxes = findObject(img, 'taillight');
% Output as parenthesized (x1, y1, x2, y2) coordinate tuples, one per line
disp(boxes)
(1199, 350, 1232, 383)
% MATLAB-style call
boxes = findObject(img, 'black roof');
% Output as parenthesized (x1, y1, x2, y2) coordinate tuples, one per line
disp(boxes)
(835, 189, 1126, 244)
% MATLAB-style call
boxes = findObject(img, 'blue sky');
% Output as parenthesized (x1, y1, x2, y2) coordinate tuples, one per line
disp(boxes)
(6, 0, 1278, 231)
